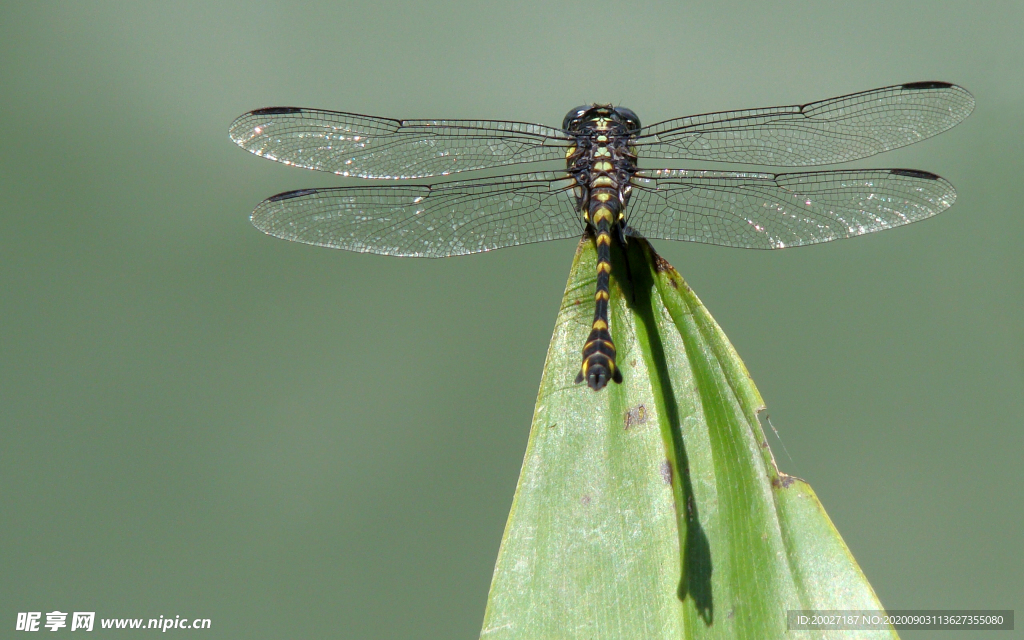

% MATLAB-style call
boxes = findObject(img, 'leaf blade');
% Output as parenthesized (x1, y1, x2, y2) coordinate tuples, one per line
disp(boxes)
(480, 237, 898, 640)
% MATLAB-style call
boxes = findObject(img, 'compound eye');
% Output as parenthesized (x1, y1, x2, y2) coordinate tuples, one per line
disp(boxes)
(562, 105, 591, 131)
(614, 106, 641, 131)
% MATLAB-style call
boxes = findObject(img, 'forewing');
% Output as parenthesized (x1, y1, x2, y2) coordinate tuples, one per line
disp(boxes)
(625, 168, 956, 249)
(250, 172, 583, 257)
(636, 82, 974, 166)
(230, 108, 571, 179)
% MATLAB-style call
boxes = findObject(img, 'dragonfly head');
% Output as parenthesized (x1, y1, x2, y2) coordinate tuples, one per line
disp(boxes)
(562, 104, 641, 135)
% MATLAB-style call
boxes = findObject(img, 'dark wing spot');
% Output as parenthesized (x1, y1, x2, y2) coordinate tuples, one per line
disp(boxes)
(250, 106, 303, 115)
(901, 81, 953, 90)
(889, 169, 940, 180)
(268, 189, 317, 202)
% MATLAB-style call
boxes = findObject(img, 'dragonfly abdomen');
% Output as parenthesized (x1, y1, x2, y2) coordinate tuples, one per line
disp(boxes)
(575, 204, 624, 390)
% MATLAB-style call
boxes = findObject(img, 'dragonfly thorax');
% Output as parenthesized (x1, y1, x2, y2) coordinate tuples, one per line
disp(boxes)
(564, 107, 640, 225)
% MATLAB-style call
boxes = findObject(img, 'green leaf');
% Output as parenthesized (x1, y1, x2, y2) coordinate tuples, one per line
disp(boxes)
(479, 237, 897, 640)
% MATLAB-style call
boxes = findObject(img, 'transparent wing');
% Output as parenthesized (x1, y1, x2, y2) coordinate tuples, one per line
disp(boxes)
(230, 108, 572, 179)
(635, 82, 974, 166)
(250, 172, 584, 257)
(625, 168, 956, 249)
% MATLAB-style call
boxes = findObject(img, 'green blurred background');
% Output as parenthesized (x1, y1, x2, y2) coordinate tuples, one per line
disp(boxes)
(2, 1, 1021, 638)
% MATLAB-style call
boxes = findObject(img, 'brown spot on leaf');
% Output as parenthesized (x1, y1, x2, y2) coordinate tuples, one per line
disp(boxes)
(580, 494, 591, 505)
(650, 244, 669, 271)
(660, 460, 673, 486)
(771, 473, 796, 489)
(623, 404, 647, 429)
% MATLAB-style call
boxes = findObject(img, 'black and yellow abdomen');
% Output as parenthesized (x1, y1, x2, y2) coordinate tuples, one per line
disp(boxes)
(574, 200, 623, 390)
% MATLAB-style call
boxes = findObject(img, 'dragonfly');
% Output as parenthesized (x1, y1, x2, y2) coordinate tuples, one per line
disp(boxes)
(230, 82, 973, 391)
